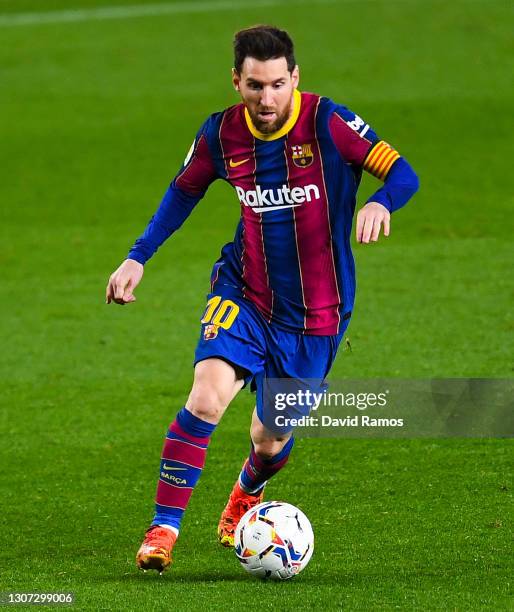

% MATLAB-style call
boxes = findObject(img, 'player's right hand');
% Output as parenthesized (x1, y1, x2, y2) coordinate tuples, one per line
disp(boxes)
(105, 258, 144, 305)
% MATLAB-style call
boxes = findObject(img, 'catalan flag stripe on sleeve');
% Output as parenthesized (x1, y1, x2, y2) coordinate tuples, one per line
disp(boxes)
(364, 140, 401, 181)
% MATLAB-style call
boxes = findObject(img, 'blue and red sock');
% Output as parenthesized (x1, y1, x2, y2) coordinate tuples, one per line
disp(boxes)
(239, 437, 294, 495)
(152, 407, 216, 534)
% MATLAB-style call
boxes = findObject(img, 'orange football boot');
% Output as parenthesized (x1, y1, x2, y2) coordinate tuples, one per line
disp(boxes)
(218, 480, 264, 548)
(136, 526, 177, 574)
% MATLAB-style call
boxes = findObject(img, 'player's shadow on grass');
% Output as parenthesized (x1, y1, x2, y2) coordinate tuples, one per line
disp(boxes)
(118, 570, 251, 583)
(118, 570, 364, 585)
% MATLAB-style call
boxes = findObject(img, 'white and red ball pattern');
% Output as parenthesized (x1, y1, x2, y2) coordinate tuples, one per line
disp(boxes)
(234, 501, 314, 580)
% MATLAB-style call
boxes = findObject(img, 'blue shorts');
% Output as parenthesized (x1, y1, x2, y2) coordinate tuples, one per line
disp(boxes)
(194, 290, 347, 433)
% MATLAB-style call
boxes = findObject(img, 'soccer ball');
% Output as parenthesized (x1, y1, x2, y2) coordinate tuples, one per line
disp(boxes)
(234, 501, 314, 580)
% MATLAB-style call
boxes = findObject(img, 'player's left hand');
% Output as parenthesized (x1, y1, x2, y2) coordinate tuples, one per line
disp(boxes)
(356, 202, 390, 244)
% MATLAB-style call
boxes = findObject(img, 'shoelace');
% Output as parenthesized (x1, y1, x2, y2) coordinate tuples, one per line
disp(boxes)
(145, 526, 172, 547)
(239, 497, 255, 514)
(222, 496, 253, 533)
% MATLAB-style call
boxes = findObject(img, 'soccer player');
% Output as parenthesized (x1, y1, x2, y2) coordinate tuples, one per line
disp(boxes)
(106, 25, 419, 573)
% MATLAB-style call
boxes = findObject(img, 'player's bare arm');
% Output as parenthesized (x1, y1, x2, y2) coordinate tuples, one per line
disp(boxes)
(105, 258, 144, 305)
(356, 201, 391, 244)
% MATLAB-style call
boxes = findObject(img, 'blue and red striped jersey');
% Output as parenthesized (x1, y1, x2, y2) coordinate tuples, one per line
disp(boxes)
(129, 90, 418, 336)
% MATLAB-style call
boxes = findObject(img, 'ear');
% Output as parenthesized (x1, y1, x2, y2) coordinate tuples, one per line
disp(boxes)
(291, 65, 300, 89)
(232, 68, 240, 92)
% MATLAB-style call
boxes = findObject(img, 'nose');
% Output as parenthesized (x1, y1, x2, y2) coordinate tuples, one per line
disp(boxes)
(260, 86, 274, 108)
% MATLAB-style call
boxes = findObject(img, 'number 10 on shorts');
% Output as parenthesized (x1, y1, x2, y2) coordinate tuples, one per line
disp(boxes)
(201, 296, 239, 340)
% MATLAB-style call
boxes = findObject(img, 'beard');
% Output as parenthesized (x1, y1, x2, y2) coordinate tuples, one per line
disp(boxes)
(248, 104, 291, 134)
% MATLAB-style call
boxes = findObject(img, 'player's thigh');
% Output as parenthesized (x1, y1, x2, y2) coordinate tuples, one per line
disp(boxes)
(269, 330, 344, 381)
(255, 329, 344, 434)
(195, 293, 265, 373)
(186, 358, 245, 424)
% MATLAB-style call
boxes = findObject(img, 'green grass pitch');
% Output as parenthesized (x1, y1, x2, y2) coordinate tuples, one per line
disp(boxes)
(0, 0, 513, 609)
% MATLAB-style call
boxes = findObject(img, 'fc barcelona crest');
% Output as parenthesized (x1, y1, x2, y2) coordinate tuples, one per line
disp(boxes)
(203, 323, 219, 341)
(291, 144, 314, 168)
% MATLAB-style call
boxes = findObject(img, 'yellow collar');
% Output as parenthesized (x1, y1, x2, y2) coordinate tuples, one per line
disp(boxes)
(244, 89, 301, 141)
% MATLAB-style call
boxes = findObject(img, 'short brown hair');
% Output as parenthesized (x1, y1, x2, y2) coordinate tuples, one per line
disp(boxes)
(233, 25, 296, 74)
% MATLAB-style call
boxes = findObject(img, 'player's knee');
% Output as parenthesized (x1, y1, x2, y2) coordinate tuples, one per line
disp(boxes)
(186, 384, 228, 422)
(186, 359, 242, 422)
(253, 438, 288, 461)
(251, 418, 290, 459)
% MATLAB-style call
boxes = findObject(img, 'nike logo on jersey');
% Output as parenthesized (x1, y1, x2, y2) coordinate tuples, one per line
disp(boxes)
(235, 184, 321, 213)
(163, 463, 187, 471)
(229, 158, 249, 168)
